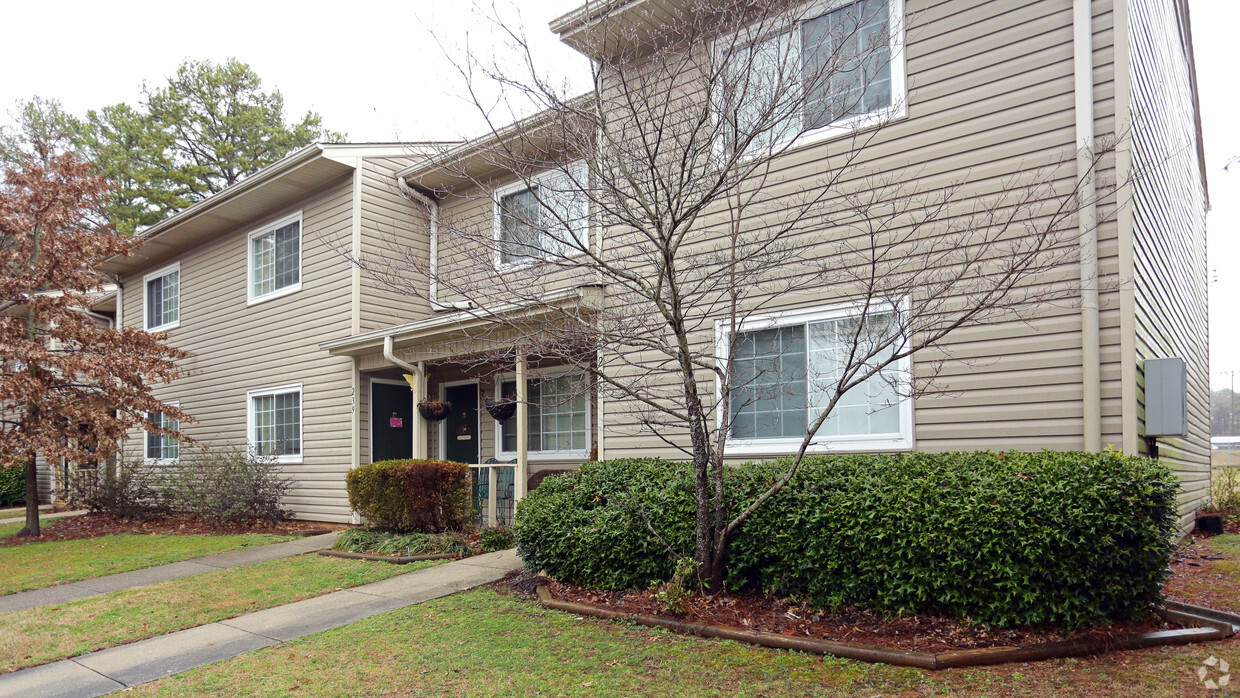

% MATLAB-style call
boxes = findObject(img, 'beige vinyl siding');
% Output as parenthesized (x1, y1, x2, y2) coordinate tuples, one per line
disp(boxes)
(358, 156, 432, 331)
(594, 0, 1092, 459)
(1127, 0, 1210, 528)
(120, 176, 358, 522)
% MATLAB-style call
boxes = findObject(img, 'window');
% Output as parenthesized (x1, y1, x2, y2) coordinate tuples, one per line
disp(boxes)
(719, 0, 904, 154)
(494, 165, 588, 268)
(143, 263, 180, 331)
(722, 302, 911, 452)
(248, 384, 302, 462)
(145, 405, 180, 462)
(498, 372, 590, 456)
(248, 213, 301, 303)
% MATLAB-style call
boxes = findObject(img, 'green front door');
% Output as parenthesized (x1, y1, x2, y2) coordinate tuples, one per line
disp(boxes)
(443, 383, 479, 464)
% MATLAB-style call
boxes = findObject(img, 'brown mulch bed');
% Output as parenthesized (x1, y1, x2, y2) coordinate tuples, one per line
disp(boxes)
(0, 513, 349, 548)
(1164, 536, 1239, 614)
(497, 573, 1179, 654)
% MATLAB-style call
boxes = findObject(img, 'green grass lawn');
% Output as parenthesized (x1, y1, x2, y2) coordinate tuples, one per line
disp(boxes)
(0, 532, 293, 595)
(0, 554, 438, 674)
(132, 536, 1240, 697)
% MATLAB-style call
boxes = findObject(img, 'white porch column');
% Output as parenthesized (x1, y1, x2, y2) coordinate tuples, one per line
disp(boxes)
(515, 352, 529, 501)
(416, 361, 428, 459)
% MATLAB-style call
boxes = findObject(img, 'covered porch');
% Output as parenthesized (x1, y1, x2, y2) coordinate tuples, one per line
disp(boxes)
(321, 290, 601, 527)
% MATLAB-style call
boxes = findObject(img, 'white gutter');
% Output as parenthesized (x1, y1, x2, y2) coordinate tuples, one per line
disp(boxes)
(396, 179, 469, 312)
(1075, 0, 1102, 452)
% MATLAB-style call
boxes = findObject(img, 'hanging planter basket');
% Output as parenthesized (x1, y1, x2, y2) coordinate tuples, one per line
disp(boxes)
(485, 398, 517, 422)
(417, 399, 452, 422)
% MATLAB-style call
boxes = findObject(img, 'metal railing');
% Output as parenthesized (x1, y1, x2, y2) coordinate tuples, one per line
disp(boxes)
(470, 462, 515, 528)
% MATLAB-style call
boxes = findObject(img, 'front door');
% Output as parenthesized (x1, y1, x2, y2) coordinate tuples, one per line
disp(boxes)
(372, 380, 413, 462)
(443, 383, 479, 464)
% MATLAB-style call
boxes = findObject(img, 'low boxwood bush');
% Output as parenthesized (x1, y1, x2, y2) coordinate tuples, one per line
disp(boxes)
(346, 459, 471, 533)
(513, 451, 1179, 629)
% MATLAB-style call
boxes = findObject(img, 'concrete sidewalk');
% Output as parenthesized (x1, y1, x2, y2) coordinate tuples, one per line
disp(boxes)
(0, 549, 523, 698)
(0, 531, 340, 614)
(0, 510, 87, 526)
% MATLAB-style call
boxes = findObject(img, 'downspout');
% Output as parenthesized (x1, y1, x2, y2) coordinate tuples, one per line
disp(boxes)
(396, 178, 468, 312)
(384, 335, 426, 458)
(1075, 0, 1102, 452)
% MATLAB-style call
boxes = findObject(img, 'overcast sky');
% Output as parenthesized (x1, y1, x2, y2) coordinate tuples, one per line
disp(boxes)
(2, 0, 1235, 390)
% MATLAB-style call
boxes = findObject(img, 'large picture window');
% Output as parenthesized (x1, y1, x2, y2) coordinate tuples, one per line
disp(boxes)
(248, 384, 302, 462)
(720, 0, 904, 154)
(248, 213, 302, 304)
(145, 405, 180, 462)
(143, 263, 180, 331)
(498, 372, 589, 456)
(722, 302, 911, 453)
(494, 165, 588, 268)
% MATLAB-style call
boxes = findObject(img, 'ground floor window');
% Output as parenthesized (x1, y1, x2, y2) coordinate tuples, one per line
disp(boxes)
(145, 403, 179, 462)
(498, 371, 589, 456)
(722, 301, 911, 453)
(248, 384, 302, 462)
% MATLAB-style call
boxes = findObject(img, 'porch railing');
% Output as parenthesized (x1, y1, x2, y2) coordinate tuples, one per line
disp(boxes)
(470, 462, 516, 528)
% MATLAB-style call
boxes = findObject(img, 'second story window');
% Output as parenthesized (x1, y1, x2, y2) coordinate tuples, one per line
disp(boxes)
(494, 165, 588, 268)
(720, 0, 905, 154)
(143, 263, 180, 331)
(248, 213, 302, 304)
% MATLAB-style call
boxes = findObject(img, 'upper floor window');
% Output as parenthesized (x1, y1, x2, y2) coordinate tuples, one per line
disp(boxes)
(722, 301, 911, 453)
(248, 384, 302, 463)
(143, 263, 180, 331)
(494, 165, 588, 268)
(498, 371, 590, 457)
(145, 405, 180, 462)
(720, 0, 905, 155)
(248, 213, 302, 304)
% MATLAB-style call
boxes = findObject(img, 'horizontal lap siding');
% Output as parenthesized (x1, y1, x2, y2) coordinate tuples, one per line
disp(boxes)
(359, 157, 432, 331)
(121, 176, 358, 522)
(602, 0, 1087, 460)
(1128, 0, 1209, 529)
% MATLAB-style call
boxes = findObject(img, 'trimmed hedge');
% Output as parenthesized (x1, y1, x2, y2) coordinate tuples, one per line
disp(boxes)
(513, 451, 1179, 629)
(346, 459, 472, 533)
(0, 464, 24, 506)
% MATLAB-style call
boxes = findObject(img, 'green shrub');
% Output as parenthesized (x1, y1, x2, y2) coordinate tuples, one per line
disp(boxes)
(514, 451, 1179, 629)
(162, 446, 292, 523)
(333, 528, 473, 557)
(513, 458, 696, 589)
(346, 459, 471, 533)
(0, 463, 24, 506)
(478, 527, 516, 552)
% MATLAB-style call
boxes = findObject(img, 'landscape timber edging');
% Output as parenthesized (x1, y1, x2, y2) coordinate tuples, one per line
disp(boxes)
(316, 549, 460, 564)
(533, 585, 1234, 670)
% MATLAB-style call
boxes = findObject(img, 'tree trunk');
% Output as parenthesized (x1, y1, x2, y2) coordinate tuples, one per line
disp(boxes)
(17, 452, 40, 537)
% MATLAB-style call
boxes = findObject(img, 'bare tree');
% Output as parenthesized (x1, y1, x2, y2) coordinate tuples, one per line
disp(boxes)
(349, 0, 1120, 590)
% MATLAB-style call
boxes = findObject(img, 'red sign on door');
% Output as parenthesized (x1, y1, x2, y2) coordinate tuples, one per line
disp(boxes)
(390, 417, 403, 428)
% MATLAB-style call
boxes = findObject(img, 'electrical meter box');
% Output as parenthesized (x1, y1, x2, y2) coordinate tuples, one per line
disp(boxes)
(1144, 357, 1188, 437)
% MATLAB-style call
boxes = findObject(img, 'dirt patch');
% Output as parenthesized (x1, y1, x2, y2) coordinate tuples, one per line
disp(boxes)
(496, 572, 1177, 654)
(0, 513, 349, 547)
(1164, 537, 1240, 614)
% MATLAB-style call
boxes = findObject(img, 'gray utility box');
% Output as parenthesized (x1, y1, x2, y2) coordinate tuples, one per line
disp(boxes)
(1144, 357, 1188, 437)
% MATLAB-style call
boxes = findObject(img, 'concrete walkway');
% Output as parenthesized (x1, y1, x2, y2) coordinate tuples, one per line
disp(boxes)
(0, 549, 522, 698)
(0, 510, 87, 526)
(0, 531, 340, 614)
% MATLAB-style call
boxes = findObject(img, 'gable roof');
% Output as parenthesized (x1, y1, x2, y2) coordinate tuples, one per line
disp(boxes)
(100, 143, 446, 275)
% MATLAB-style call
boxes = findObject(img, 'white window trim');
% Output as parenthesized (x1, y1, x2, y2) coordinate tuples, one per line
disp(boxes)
(144, 400, 180, 465)
(715, 0, 908, 159)
(715, 298, 914, 455)
(494, 366, 592, 461)
(246, 211, 304, 307)
(491, 163, 590, 272)
(246, 382, 304, 464)
(142, 262, 181, 332)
